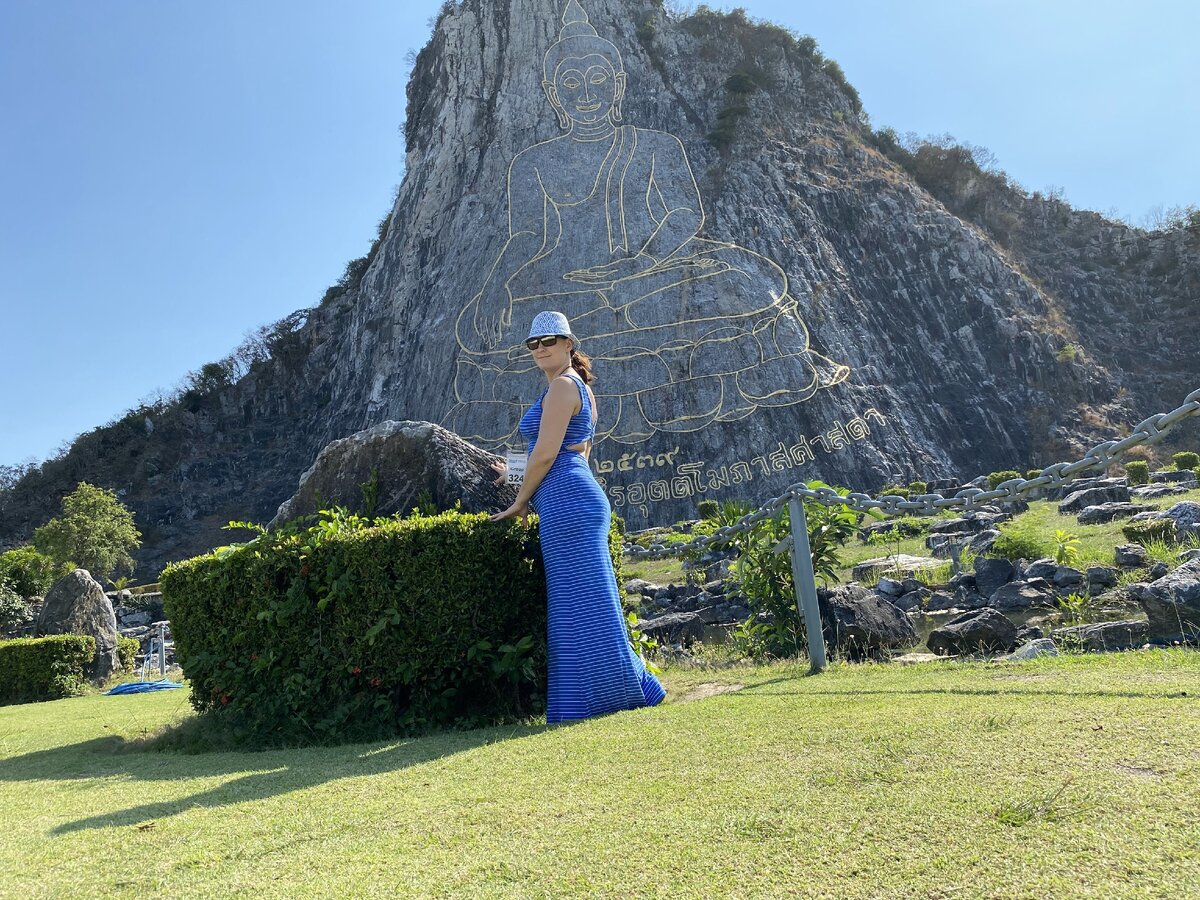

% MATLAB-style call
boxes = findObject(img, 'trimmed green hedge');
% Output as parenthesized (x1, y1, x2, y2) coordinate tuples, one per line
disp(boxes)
(987, 470, 1022, 490)
(0, 635, 96, 705)
(162, 508, 624, 744)
(117, 636, 139, 673)
(1172, 451, 1200, 471)
(1125, 460, 1150, 486)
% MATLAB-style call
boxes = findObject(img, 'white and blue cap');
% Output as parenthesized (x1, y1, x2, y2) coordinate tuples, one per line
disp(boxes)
(527, 310, 580, 349)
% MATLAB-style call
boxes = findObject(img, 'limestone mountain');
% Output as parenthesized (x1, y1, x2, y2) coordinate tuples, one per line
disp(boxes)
(1, 0, 1196, 576)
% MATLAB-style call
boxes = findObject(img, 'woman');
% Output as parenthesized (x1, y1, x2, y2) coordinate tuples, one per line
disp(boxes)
(490, 310, 666, 723)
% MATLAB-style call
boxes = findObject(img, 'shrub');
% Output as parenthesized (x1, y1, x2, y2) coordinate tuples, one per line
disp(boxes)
(907, 481, 928, 496)
(990, 523, 1051, 561)
(1172, 452, 1200, 471)
(1026, 469, 1041, 481)
(0, 546, 69, 599)
(1122, 519, 1175, 545)
(697, 499, 720, 520)
(162, 507, 624, 744)
(725, 481, 857, 658)
(1125, 460, 1150, 486)
(0, 580, 30, 631)
(987, 470, 1022, 490)
(117, 636, 140, 673)
(0, 635, 95, 705)
(879, 484, 909, 499)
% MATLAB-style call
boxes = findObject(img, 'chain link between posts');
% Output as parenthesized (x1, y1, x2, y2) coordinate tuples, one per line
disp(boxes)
(623, 387, 1200, 561)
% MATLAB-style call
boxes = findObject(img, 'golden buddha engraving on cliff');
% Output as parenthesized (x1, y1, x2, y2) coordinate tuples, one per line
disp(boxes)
(444, 0, 850, 446)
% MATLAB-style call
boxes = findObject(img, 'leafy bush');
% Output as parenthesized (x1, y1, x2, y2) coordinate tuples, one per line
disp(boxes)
(1026, 469, 1041, 481)
(1172, 452, 1200, 471)
(117, 636, 140, 673)
(1124, 460, 1150, 485)
(724, 482, 857, 658)
(1122, 519, 1175, 545)
(0, 580, 30, 631)
(0, 546, 69, 599)
(987, 470, 1022, 490)
(0, 635, 95, 705)
(697, 499, 720, 520)
(990, 523, 1051, 561)
(162, 507, 624, 744)
(907, 481, 928, 496)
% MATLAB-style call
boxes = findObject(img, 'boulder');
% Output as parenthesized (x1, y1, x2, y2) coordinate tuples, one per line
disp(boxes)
(1052, 566, 1085, 589)
(1151, 470, 1199, 486)
(36, 569, 120, 683)
(1086, 566, 1118, 590)
(927, 608, 1019, 656)
(1149, 562, 1170, 580)
(1043, 477, 1123, 502)
(1131, 484, 1187, 500)
(966, 529, 1001, 556)
(1077, 502, 1156, 525)
(1181, 549, 1200, 564)
(925, 591, 959, 612)
(637, 611, 706, 647)
(989, 578, 1056, 611)
(973, 557, 1014, 599)
(1114, 544, 1149, 568)
(1124, 502, 1200, 545)
(892, 590, 927, 612)
(1125, 558, 1200, 644)
(1052, 620, 1150, 652)
(818, 584, 920, 660)
(270, 420, 517, 527)
(1000, 638, 1059, 661)
(851, 555, 942, 582)
(1022, 559, 1058, 580)
(1058, 485, 1131, 514)
(876, 577, 905, 597)
(623, 578, 655, 595)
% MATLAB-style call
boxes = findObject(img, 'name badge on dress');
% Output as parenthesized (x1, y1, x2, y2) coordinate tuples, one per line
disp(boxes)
(505, 449, 528, 485)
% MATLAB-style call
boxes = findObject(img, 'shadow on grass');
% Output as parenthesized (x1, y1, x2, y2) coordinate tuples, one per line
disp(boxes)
(0, 715, 581, 834)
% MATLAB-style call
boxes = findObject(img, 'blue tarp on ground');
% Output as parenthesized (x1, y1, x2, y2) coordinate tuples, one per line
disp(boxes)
(105, 679, 184, 695)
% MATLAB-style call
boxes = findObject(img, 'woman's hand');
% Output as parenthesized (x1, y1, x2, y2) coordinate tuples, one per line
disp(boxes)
(491, 458, 507, 487)
(490, 500, 530, 525)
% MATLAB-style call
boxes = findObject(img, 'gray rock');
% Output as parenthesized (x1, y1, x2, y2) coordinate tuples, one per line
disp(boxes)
(1114, 544, 1150, 568)
(1052, 566, 1085, 588)
(1181, 549, 1200, 563)
(966, 529, 1001, 556)
(1125, 558, 1200, 644)
(925, 591, 958, 612)
(36, 569, 120, 683)
(270, 420, 517, 527)
(1058, 485, 1131, 514)
(1052, 620, 1150, 652)
(892, 590, 927, 612)
(927, 608, 1019, 656)
(851, 555, 943, 582)
(1077, 502, 1156, 525)
(117, 608, 152, 628)
(1131, 484, 1187, 500)
(637, 611, 706, 647)
(1023, 559, 1058, 580)
(703, 580, 725, 596)
(1151, 470, 1199, 486)
(989, 578, 1056, 611)
(623, 578, 654, 595)
(1015, 624, 1044, 642)
(818, 584, 920, 660)
(900, 578, 926, 595)
(1086, 566, 1118, 589)
(876, 577, 905, 597)
(1149, 562, 1170, 580)
(973, 557, 1014, 599)
(1043, 477, 1124, 502)
(1000, 638, 1059, 661)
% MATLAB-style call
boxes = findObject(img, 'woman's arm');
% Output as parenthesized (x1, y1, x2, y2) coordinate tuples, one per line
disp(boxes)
(491, 377, 580, 521)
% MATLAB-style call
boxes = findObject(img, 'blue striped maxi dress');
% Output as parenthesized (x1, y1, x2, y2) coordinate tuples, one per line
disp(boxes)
(519, 371, 667, 723)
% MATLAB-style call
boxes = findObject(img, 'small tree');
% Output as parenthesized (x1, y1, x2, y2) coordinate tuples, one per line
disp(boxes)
(32, 483, 141, 583)
(0, 546, 70, 598)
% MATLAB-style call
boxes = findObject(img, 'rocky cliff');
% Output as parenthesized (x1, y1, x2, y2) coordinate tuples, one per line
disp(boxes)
(2, 0, 1196, 576)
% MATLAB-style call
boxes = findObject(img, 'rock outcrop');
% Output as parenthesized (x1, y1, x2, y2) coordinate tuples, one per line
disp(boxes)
(37, 569, 120, 683)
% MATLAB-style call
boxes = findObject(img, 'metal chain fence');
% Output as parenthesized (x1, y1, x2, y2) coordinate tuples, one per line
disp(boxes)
(625, 387, 1200, 561)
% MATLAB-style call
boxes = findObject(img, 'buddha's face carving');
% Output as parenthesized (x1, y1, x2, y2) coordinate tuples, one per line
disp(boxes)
(544, 54, 626, 129)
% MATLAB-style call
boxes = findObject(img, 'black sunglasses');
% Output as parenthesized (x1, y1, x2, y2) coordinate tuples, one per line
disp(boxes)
(526, 335, 567, 350)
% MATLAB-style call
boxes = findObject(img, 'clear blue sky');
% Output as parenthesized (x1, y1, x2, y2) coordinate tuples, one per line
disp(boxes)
(2, 0, 1196, 468)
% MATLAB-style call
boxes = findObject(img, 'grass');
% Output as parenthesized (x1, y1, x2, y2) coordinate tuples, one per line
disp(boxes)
(2, 652, 1199, 898)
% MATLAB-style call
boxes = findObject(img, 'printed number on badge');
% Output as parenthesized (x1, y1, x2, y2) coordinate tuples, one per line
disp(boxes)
(505, 450, 528, 485)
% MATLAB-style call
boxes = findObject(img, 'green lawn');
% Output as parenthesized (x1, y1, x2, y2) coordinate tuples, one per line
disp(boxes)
(2, 652, 1198, 898)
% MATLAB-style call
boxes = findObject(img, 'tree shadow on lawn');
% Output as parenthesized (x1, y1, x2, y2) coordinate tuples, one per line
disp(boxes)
(0, 717, 580, 834)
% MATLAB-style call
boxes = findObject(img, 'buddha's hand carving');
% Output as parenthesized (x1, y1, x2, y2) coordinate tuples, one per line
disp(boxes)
(473, 284, 513, 349)
(566, 253, 657, 284)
